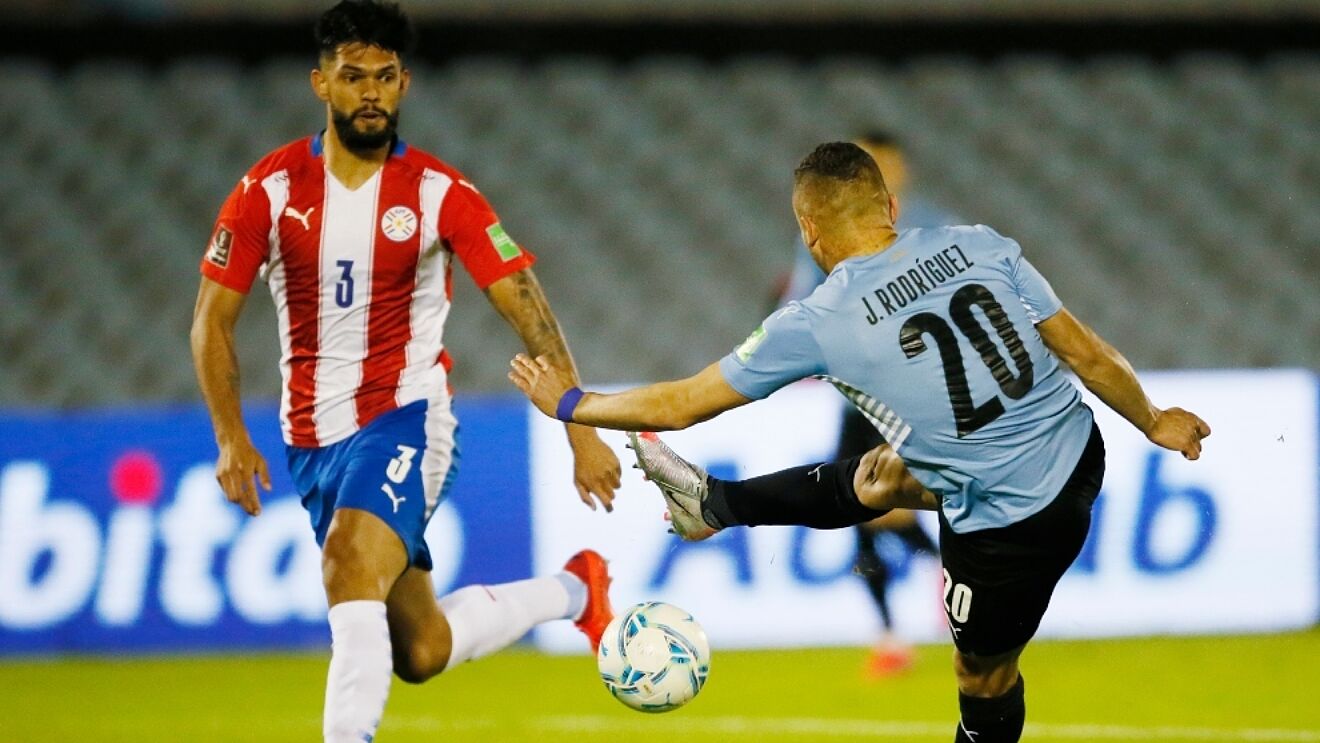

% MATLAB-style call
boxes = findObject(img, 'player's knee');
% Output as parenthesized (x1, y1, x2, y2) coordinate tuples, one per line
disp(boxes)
(393, 638, 450, 684)
(854, 446, 919, 510)
(321, 531, 390, 600)
(953, 649, 1021, 698)
(953, 650, 992, 693)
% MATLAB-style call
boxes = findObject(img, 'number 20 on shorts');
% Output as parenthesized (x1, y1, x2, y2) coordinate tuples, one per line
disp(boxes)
(943, 568, 973, 624)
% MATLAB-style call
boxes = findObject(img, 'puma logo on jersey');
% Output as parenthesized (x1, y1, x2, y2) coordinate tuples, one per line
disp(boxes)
(380, 483, 406, 514)
(240, 175, 256, 193)
(284, 205, 315, 231)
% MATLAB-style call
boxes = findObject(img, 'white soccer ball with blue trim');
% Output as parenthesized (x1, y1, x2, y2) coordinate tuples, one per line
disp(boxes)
(596, 601, 711, 713)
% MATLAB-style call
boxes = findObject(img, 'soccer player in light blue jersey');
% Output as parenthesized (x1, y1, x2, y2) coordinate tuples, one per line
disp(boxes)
(510, 142, 1210, 743)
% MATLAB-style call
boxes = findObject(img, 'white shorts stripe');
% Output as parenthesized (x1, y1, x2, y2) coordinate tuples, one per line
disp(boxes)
(419, 384, 459, 520)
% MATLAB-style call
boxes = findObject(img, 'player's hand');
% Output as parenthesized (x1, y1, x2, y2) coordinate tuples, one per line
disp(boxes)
(215, 435, 272, 516)
(568, 427, 622, 512)
(1146, 407, 1212, 460)
(508, 353, 574, 419)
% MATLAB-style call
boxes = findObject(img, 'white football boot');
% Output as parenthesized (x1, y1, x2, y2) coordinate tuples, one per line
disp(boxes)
(626, 431, 718, 541)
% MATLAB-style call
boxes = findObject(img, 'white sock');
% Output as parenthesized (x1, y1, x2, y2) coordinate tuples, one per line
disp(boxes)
(556, 572, 588, 621)
(324, 601, 392, 743)
(439, 574, 582, 666)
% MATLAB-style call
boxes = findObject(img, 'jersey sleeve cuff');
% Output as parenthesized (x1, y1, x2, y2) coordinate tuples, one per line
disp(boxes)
(471, 251, 537, 290)
(718, 354, 766, 401)
(1030, 300, 1064, 324)
(199, 261, 255, 294)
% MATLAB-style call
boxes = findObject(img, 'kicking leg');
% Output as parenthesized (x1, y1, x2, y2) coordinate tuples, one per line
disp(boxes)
(382, 567, 452, 684)
(853, 444, 938, 512)
(385, 550, 614, 685)
(628, 431, 934, 541)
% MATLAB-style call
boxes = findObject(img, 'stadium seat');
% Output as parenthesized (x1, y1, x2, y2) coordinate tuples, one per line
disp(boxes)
(0, 53, 1316, 407)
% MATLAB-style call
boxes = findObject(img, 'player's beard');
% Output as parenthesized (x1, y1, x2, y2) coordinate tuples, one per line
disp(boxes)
(331, 106, 400, 154)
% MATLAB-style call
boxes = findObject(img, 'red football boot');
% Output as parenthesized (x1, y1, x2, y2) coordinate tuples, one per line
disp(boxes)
(563, 549, 614, 652)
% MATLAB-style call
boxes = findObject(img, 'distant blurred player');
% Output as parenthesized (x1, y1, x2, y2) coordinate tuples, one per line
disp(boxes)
(510, 142, 1211, 743)
(189, 2, 621, 741)
(782, 131, 954, 678)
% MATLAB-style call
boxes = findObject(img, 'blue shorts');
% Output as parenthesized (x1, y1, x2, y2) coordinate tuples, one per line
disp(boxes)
(287, 399, 460, 570)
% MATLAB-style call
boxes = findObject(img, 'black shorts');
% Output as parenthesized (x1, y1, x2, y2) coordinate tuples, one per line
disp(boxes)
(938, 422, 1105, 656)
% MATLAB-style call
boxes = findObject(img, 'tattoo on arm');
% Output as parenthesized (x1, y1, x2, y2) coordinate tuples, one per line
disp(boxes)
(489, 269, 580, 385)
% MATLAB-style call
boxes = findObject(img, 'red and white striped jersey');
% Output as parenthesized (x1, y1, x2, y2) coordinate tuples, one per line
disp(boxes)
(201, 134, 535, 448)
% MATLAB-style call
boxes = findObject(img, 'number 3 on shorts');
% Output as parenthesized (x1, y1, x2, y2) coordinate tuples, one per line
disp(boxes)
(943, 568, 973, 624)
(386, 445, 418, 484)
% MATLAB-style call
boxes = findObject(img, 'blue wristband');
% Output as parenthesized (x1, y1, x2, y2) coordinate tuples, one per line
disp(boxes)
(555, 387, 585, 422)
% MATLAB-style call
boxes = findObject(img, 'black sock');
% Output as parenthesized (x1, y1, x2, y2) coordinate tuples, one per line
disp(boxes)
(954, 676, 1026, 743)
(702, 456, 888, 530)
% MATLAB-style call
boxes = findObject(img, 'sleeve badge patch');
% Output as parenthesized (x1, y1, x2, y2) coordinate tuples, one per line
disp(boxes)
(735, 325, 767, 363)
(206, 226, 233, 268)
(486, 222, 522, 262)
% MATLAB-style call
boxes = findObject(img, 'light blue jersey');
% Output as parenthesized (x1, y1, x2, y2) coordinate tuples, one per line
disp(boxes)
(721, 225, 1094, 533)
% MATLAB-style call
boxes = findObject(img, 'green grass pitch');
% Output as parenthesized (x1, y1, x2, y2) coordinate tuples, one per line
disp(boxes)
(3, 631, 1318, 742)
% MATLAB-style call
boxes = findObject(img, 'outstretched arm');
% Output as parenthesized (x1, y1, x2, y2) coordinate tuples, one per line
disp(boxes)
(484, 268, 622, 511)
(510, 356, 752, 432)
(190, 277, 271, 515)
(1037, 307, 1211, 459)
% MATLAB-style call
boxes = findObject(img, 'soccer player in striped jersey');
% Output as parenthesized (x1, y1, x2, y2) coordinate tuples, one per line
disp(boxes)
(511, 142, 1211, 743)
(190, 3, 619, 741)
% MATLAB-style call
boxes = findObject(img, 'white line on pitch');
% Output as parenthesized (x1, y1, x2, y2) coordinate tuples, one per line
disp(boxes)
(537, 715, 1320, 741)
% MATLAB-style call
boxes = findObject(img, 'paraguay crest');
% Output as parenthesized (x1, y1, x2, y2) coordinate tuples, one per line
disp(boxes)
(381, 205, 417, 242)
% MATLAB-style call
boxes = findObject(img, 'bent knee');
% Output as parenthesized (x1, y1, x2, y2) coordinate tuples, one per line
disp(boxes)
(393, 640, 451, 685)
(854, 446, 932, 511)
(954, 649, 1021, 698)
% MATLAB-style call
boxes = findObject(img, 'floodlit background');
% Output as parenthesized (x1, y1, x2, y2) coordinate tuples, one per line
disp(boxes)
(0, 0, 1317, 740)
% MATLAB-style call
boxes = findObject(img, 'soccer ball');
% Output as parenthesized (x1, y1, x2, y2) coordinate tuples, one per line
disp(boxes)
(596, 601, 711, 713)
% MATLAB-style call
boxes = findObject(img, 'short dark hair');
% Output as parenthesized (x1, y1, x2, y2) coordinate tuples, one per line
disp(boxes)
(315, 0, 416, 60)
(795, 142, 884, 185)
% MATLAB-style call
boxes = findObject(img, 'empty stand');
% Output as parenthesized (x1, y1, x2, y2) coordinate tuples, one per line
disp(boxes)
(0, 54, 1315, 407)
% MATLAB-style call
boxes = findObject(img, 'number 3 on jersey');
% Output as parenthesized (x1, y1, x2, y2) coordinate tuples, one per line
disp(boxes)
(335, 260, 354, 308)
(899, 283, 1034, 437)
